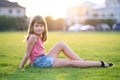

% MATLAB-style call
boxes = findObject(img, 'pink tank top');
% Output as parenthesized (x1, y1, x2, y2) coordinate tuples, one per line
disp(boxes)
(29, 35, 46, 64)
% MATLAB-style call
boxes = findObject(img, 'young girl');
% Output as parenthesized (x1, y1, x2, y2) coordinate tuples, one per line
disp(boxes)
(19, 15, 113, 69)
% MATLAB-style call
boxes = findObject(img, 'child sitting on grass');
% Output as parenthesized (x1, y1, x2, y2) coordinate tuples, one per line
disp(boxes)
(19, 15, 113, 69)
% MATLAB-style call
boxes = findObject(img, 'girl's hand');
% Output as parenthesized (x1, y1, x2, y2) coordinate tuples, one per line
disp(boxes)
(17, 67, 22, 72)
(18, 65, 24, 69)
(17, 67, 22, 70)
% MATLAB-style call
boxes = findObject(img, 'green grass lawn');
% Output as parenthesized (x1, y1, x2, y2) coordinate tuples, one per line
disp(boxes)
(0, 31, 120, 80)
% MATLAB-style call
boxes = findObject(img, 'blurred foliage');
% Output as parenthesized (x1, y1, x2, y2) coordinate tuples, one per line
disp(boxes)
(0, 15, 67, 31)
(45, 16, 67, 31)
(45, 16, 54, 31)
(0, 16, 27, 31)
(54, 18, 67, 31)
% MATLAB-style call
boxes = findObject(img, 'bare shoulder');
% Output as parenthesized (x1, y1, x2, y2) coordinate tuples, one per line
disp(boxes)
(28, 34, 37, 42)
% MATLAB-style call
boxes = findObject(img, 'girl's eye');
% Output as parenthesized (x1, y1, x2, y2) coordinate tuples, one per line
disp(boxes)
(40, 24, 44, 27)
(34, 24, 44, 27)
(35, 25, 39, 27)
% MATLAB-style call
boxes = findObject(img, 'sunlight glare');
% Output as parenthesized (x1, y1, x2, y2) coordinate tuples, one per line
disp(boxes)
(8, 0, 105, 19)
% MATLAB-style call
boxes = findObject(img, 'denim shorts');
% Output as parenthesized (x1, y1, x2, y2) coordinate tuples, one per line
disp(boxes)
(32, 55, 55, 68)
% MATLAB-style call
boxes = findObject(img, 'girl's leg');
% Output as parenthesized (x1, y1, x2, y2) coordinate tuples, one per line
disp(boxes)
(47, 41, 84, 61)
(52, 59, 109, 68)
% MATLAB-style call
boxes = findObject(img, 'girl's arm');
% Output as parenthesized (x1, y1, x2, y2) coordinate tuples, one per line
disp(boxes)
(19, 35, 37, 69)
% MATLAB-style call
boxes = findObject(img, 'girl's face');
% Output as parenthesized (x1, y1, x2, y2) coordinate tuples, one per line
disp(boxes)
(33, 22, 44, 35)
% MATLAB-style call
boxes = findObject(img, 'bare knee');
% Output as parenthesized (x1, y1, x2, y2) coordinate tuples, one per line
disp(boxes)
(57, 41, 66, 48)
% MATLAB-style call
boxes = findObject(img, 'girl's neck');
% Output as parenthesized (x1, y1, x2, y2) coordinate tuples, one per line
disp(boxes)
(34, 33, 39, 36)
(34, 34, 42, 38)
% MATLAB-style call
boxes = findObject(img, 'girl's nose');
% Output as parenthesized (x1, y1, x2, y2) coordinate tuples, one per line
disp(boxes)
(38, 26, 42, 30)
(38, 26, 41, 29)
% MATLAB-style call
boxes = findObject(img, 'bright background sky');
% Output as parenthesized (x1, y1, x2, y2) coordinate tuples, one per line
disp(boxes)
(9, 0, 105, 19)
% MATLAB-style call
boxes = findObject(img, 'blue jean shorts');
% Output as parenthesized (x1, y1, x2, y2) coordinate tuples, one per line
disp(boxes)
(32, 55, 55, 68)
